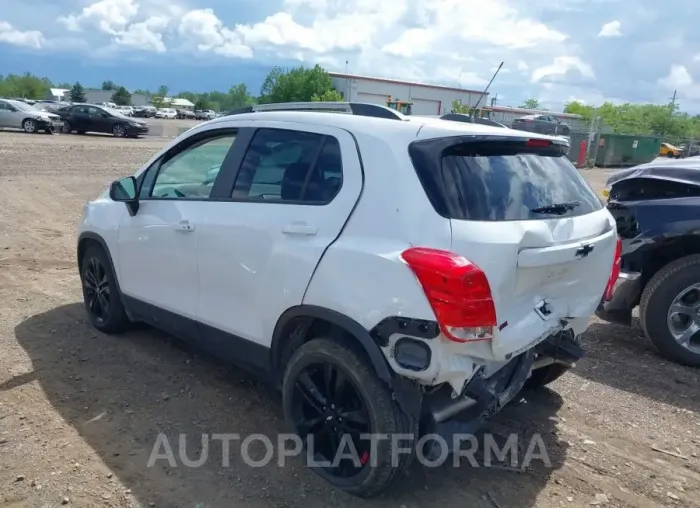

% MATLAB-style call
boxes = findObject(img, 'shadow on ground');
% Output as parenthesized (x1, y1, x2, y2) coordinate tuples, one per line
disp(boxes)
(577, 321, 700, 413)
(12, 303, 568, 508)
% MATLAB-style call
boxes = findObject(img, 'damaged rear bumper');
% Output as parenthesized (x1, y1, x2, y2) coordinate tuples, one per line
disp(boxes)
(420, 330, 585, 458)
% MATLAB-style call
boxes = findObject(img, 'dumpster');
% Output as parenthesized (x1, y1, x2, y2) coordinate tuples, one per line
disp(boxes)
(594, 133, 661, 167)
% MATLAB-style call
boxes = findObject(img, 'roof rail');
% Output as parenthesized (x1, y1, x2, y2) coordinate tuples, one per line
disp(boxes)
(225, 101, 405, 120)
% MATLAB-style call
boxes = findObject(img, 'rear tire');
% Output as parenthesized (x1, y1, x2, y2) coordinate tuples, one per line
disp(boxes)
(640, 255, 700, 366)
(80, 245, 131, 334)
(282, 338, 415, 498)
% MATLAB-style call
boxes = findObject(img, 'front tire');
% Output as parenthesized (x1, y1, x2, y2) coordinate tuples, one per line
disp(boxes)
(61, 121, 72, 134)
(640, 255, 700, 366)
(80, 245, 130, 334)
(22, 119, 37, 133)
(282, 338, 414, 498)
(113, 124, 127, 137)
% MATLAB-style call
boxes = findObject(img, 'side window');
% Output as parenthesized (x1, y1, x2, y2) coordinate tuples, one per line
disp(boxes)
(0, 102, 7, 111)
(231, 128, 343, 203)
(88, 107, 100, 116)
(148, 133, 237, 199)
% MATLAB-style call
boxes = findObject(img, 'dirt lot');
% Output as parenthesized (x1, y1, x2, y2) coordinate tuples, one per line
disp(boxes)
(1, 132, 699, 508)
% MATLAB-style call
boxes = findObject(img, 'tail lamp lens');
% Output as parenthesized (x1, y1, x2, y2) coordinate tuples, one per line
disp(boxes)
(400, 247, 496, 342)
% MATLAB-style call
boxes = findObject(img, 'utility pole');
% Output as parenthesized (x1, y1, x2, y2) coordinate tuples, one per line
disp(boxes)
(344, 60, 350, 101)
(490, 94, 498, 107)
(670, 89, 677, 107)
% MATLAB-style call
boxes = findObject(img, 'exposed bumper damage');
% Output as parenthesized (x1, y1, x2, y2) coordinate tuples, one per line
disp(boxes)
(420, 330, 585, 459)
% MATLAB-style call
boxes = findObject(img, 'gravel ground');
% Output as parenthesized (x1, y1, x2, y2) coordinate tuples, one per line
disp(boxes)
(1, 131, 699, 508)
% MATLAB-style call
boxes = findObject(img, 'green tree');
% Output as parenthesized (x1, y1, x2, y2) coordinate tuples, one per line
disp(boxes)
(0, 73, 52, 99)
(133, 88, 150, 96)
(194, 98, 211, 110)
(111, 86, 132, 106)
(228, 83, 254, 108)
(102, 80, 118, 90)
(151, 85, 169, 108)
(259, 65, 338, 103)
(69, 82, 86, 102)
(311, 89, 343, 102)
(451, 100, 471, 114)
(519, 98, 542, 110)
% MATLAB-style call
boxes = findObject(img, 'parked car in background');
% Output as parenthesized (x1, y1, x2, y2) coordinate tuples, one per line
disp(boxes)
(195, 109, 216, 120)
(597, 158, 700, 366)
(512, 114, 571, 136)
(114, 106, 134, 116)
(78, 104, 618, 497)
(0, 98, 63, 134)
(155, 108, 177, 119)
(133, 106, 156, 118)
(177, 109, 196, 119)
(679, 143, 700, 157)
(659, 142, 682, 158)
(56, 104, 149, 137)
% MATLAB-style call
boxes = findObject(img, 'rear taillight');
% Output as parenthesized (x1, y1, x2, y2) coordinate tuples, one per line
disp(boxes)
(400, 247, 496, 342)
(603, 237, 622, 301)
(526, 138, 552, 148)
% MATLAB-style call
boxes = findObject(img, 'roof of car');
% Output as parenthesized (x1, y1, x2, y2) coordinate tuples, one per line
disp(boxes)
(205, 111, 559, 142)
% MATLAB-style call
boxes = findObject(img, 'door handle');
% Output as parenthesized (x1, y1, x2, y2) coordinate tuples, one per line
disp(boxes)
(175, 220, 195, 232)
(281, 223, 317, 236)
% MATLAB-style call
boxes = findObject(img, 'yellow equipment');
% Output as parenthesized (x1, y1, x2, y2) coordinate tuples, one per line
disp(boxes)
(386, 96, 413, 115)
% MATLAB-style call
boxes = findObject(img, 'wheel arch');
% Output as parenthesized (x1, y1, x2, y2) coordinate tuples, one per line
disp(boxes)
(77, 231, 123, 295)
(640, 234, 700, 292)
(270, 305, 423, 418)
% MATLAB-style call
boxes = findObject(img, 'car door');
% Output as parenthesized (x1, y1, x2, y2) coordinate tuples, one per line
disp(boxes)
(65, 106, 89, 132)
(195, 122, 362, 367)
(0, 101, 13, 128)
(116, 128, 239, 339)
(87, 106, 109, 133)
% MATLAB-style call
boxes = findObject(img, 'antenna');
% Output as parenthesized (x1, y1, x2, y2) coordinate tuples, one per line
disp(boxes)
(468, 61, 503, 121)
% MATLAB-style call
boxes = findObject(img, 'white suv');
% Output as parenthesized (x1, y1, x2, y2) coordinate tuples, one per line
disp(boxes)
(77, 104, 619, 497)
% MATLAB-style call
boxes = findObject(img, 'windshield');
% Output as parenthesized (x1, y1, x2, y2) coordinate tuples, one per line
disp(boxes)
(409, 139, 603, 221)
(8, 100, 37, 112)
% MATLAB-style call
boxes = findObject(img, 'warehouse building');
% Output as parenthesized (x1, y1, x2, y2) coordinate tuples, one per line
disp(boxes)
(329, 72, 486, 116)
(46, 88, 150, 107)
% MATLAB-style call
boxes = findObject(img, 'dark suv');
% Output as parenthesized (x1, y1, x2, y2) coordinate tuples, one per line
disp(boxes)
(512, 114, 571, 136)
(596, 158, 700, 366)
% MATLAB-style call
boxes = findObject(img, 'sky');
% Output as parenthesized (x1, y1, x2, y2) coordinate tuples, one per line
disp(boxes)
(1, 0, 700, 112)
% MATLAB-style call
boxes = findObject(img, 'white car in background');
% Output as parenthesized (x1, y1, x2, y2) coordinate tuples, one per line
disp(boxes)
(155, 108, 177, 119)
(114, 106, 134, 116)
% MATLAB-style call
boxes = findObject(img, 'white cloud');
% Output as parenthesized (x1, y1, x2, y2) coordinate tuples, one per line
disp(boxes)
(114, 16, 168, 52)
(598, 20, 621, 37)
(659, 64, 693, 89)
(0, 21, 44, 48)
(531, 56, 595, 83)
(58, 0, 139, 34)
(178, 8, 252, 58)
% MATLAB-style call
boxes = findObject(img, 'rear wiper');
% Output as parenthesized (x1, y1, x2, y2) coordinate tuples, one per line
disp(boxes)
(530, 200, 581, 215)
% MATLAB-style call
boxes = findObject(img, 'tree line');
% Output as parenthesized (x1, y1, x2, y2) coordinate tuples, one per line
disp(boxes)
(0, 64, 342, 112)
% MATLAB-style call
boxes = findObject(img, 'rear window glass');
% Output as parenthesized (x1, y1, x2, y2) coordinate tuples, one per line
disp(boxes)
(410, 140, 603, 221)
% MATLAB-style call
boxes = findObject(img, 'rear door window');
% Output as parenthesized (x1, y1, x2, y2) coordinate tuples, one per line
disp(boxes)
(410, 139, 603, 221)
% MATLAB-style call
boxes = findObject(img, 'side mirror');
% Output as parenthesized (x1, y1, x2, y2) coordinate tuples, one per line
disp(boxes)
(109, 176, 139, 216)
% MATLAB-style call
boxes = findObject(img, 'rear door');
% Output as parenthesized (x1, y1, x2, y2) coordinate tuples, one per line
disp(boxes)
(195, 122, 361, 358)
(410, 136, 617, 359)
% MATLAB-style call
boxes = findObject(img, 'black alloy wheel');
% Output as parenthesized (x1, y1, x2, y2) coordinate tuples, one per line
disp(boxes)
(82, 256, 110, 324)
(290, 361, 372, 478)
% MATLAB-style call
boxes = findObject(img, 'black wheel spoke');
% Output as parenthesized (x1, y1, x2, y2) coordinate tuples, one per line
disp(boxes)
(296, 372, 327, 412)
(83, 256, 111, 323)
(290, 359, 372, 479)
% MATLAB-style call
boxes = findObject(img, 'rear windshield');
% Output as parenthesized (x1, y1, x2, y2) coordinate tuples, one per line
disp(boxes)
(409, 139, 603, 221)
